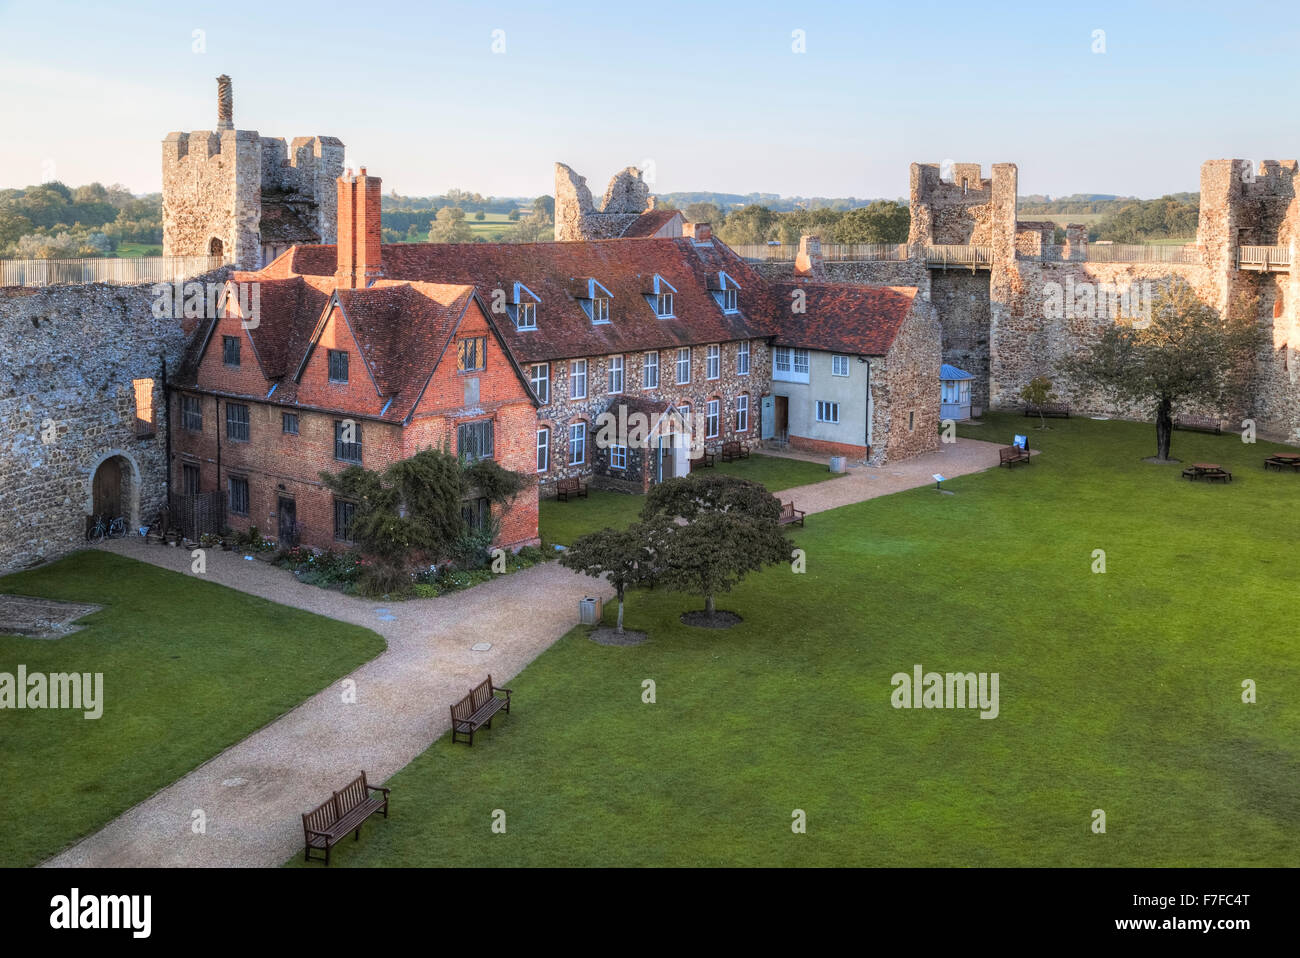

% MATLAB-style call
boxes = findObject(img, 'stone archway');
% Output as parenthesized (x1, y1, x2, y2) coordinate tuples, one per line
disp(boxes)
(208, 237, 224, 258)
(85, 450, 142, 528)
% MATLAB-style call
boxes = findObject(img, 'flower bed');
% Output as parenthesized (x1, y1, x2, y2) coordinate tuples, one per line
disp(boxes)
(274, 545, 547, 599)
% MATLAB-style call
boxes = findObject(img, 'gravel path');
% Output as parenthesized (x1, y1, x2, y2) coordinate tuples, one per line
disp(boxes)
(765, 437, 1025, 514)
(43, 541, 612, 868)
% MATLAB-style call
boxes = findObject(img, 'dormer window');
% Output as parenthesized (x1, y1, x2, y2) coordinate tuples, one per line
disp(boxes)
(711, 272, 741, 314)
(645, 274, 677, 318)
(575, 278, 614, 324)
(511, 282, 540, 330)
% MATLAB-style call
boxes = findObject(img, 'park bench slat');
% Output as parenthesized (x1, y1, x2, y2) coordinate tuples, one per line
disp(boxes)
(301, 771, 390, 865)
(450, 675, 513, 746)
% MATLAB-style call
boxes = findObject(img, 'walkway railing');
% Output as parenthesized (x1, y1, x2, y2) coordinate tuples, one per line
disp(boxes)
(732, 243, 908, 263)
(1237, 245, 1292, 272)
(925, 245, 995, 269)
(0, 255, 227, 288)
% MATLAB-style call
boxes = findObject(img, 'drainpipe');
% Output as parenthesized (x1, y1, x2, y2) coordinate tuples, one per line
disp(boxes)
(215, 396, 222, 522)
(162, 357, 172, 516)
(863, 360, 873, 459)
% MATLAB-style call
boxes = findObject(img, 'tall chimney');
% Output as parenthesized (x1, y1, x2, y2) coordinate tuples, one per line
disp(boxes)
(335, 167, 384, 289)
(216, 75, 234, 132)
(795, 234, 825, 279)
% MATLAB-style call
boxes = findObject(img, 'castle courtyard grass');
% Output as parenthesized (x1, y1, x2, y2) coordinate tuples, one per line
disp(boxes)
(292, 414, 1299, 866)
(540, 452, 840, 546)
(0, 550, 385, 867)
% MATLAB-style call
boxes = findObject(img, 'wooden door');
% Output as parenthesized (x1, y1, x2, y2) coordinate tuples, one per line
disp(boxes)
(93, 458, 121, 517)
(774, 396, 789, 439)
(277, 497, 297, 544)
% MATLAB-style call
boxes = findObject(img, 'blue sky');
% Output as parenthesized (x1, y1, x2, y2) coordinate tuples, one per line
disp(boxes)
(2, 0, 1298, 199)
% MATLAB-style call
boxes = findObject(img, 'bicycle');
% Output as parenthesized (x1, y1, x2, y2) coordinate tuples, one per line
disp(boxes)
(90, 514, 127, 543)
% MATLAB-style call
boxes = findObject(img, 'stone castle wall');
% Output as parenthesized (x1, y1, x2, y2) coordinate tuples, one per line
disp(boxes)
(0, 283, 197, 574)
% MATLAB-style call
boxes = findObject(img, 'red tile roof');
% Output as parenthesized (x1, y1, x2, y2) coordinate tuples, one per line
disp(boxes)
(764, 282, 919, 356)
(282, 237, 774, 364)
(619, 209, 682, 238)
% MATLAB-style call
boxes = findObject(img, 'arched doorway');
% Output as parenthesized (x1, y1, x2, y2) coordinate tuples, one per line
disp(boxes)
(208, 237, 224, 258)
(92, 458, 122, 517)
(86, 451, 142, 528)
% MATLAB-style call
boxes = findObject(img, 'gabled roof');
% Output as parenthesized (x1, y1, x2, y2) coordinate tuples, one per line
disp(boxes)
(765, 282, 919, 356)
(174, 274, 528, 425)
(280, 237, 774, 363)
(620, 209, 683, 238)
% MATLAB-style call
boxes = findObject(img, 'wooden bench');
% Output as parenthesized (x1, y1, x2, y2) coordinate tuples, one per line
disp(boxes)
(778, 501, 805, 527)
(1264, 454, 1300, 472)
(689, 450, 715, 471)
(1025, 403, 1070, 419)
(555, 476, 587, 502)
(301, 771, 390, 865)
(720, 440, 750, 462)
(999, 445, 1030, 467)
(1174, 417, 1222, 435)
(450, 675, 513, 746)
(1182, 464, 1232, 483)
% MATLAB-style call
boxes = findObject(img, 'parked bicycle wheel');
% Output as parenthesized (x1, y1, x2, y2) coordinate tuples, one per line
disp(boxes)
(109, 516, 127, 538)
(91, 516, 108, 544)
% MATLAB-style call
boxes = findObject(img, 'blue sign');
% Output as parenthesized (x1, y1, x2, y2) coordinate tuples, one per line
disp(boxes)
(1013, 434, 1027, 449)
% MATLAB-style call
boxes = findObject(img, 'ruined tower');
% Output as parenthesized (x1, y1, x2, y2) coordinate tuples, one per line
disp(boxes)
(554, 163, 651, 241)
(162, 76, 345, 269)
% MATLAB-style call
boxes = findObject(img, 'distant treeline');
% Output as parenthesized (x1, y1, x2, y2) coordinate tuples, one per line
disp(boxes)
(0, 181, 162, 258)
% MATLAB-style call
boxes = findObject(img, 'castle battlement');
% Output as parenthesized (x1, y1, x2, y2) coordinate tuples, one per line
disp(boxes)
(162, 78, 343, 269)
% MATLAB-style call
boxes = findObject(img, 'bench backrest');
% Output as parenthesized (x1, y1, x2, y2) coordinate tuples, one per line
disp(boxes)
(304, 795, 338, 833)
(780, 502, 794, 519)
(557, 477, 576, 491)
(334, 773, 368, 816)
(469, 676, 493, 712)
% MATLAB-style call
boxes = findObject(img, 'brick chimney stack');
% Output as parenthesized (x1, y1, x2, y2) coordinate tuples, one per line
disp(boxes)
(335, 167, 383, 289)
(795, 234, 825, 280)
(685, 222, 712, 243)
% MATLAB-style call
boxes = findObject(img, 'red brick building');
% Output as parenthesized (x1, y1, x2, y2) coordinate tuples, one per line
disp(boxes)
(170, 170, 540, 552)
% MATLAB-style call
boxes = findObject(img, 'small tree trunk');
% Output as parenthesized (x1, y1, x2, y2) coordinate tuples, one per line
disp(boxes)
(705, 594, 715, 616)
(1155, 396, 1173, 460)
(616, 587, 625, 634)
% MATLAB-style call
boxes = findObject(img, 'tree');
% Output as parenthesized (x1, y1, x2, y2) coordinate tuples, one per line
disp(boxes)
(717, 204, 776, 246)
(1020, 376, 1057, 429)
(533, 194, 555, 220)
(474, 210, 486, 221)
(1065, 278, 1263, 461)
(428, 206, 472, 243)
(833, 200, 910, 244)
(559, 524, 654, 634)
(639, 473, 792, 619)
(684, 201, 722, 225)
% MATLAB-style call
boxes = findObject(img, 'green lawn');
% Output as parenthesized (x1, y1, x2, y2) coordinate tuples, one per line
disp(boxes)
(0, 551, 385, 867)
(540, 453, 841, 546)
(294, 414, 1300, 866)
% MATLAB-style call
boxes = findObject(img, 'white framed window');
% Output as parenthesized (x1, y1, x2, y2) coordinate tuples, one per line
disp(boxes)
(832, 354, 850, 377)
(773, 346, 810, 384)
(517, 301, 536, 330)
(816, 400, 840, 424)
(644, 350, 659, 389)
(569, 421, 586, 465)
(530, 362, 550, 404)
(655, 292, 674, 317)
(737, 340, 750, 375)
(536, 428, 549, 472)
(610, 444, 628, 470)
(723, 287, 738, 312)
(608, 355, 624, 394)
(676, 346, 691, 385)
(706, 344, 720, 380)
(592, 297, 610, 323)
(706, 399, 719, 438)
(736, 394, 749, 432)
(570, 359, 587, 399)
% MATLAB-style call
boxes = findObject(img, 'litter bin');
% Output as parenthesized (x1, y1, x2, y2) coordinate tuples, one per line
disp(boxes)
(579, 596, 603, 625)
(829, 456, 847, 474)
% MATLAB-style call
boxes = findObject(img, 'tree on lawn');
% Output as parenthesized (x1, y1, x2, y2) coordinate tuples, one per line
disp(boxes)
(1020, 375, 1057, 429)
(640, 473, 792, 620)
(559, 523, 655, 634)
(1066, 278, 1262, 461)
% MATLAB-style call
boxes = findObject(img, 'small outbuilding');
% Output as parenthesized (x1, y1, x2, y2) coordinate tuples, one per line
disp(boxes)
(940, 364, 974, 421)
